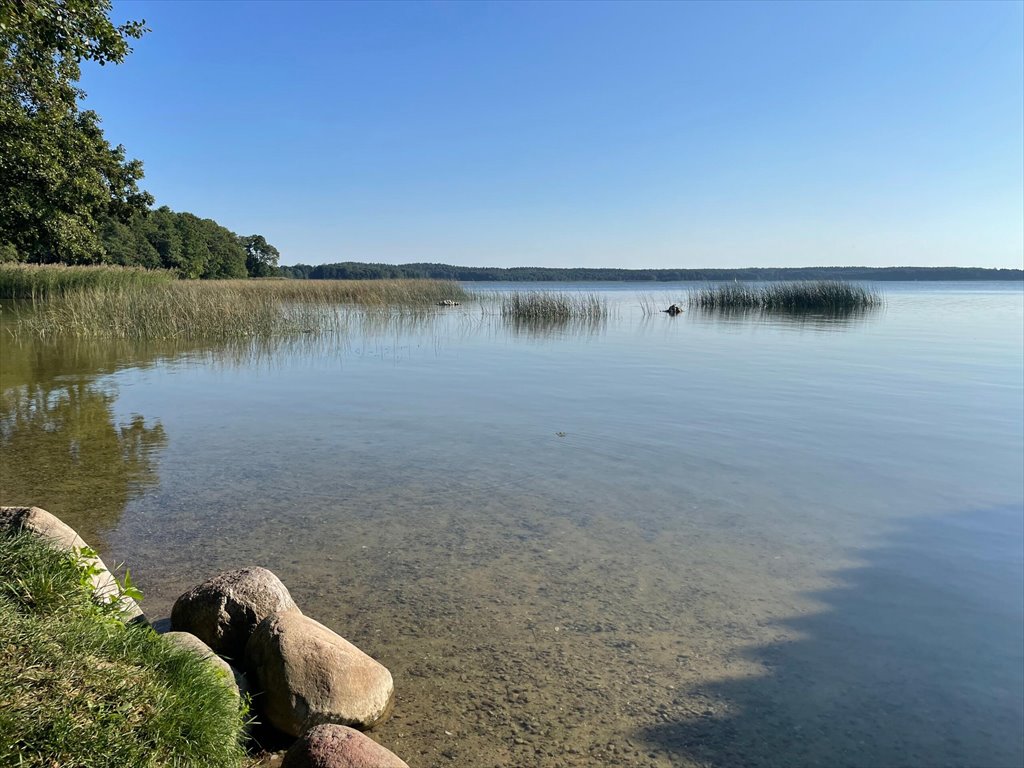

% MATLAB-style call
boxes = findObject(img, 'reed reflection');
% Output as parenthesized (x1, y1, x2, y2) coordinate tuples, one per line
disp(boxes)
(687, 305, 882, 331)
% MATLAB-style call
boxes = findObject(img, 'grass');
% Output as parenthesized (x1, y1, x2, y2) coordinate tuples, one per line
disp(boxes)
(687, 281, 882, 312)
(1, 265, 470, 339)
(499, 291, 609, 322)
(0, 532, 248, 767)
(0, 263, 175, 299)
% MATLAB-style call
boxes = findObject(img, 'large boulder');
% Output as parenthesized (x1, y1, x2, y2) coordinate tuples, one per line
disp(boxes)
(163, 631, 249, 701)
(0, 505, 144, 622)
(281, 724, 408, 768)
(246, 611, 394, 736)
(171, 567, 298, 660)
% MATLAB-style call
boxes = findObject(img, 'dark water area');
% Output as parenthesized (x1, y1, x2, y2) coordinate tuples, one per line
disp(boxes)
(1, 282, 1022, 767)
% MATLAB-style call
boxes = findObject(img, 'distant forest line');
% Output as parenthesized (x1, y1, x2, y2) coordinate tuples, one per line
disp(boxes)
(279, 263, 1023, 282)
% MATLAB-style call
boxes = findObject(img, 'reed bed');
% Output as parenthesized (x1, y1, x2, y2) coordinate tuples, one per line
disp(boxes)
(223, 277, 469, 306)
(687, 281, 882, 312)
(499, 291, 609, 322)
(3, 272, 470, 340)
(0, 263, 175, 299)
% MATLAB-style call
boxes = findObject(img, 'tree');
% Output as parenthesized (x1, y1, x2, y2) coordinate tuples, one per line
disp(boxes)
(240, 234, 280, 278)
(0, 0, 153, 263)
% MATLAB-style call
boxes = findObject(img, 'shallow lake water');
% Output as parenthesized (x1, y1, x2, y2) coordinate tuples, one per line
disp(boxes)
(2, 282, 1022, 767)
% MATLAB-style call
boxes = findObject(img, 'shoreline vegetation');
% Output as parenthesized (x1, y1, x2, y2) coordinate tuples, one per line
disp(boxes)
(0, 262, 983, 341)
(0, 530, 248, 767)
(279, 261, 1024, 282)
(0, 265, 471, 340)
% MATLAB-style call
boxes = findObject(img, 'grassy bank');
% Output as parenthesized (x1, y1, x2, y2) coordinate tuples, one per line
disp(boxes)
(1, 265, 470, 339)
(0, 533, 248, 767)
(687, 281, 882, 311)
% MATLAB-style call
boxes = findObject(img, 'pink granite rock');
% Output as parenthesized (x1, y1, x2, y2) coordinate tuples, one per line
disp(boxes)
(281, 725, 408, 768)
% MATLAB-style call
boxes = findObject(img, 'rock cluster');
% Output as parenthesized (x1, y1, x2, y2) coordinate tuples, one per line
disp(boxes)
(170, 566, 297, 660)
(170, 568, 400, 764)
(1, 505, 407, 768)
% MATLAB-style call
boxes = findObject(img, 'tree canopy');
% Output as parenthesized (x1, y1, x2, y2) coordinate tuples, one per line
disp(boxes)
(0, 1, 282, 276)
(0, 0, 153, 263)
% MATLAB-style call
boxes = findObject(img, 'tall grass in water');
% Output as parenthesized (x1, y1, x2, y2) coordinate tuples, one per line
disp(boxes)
(0, 263, 175, 299)
(499, 291, 609, 321)
(688, 281, 882, 312)
(4, 270, 470, 339)
(226, 277, 468, 306)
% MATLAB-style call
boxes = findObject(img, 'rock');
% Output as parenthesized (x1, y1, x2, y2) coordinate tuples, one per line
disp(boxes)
(0, 505, 145, 622)
(246, 611, 394, 736)
(171, 567, 298, 660)
(281, 724, 408, 768)
(163, 631, 249, 701)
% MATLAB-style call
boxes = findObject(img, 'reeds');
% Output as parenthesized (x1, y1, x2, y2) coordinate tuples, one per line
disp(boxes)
(687, 281, 882, 312)
(216, 277, 469, 306)
(0, 263, 175, 299)
(2, 266, 471, 339)
(499, 291, 609, 322)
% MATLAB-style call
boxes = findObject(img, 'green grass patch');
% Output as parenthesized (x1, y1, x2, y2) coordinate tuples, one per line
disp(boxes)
(687, 281, 882, 312)
(0, 533, 248, 767)
(0, 264, 176, 300)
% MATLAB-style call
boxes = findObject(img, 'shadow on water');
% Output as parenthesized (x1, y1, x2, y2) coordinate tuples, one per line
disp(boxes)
(641, 507, 1024, 768)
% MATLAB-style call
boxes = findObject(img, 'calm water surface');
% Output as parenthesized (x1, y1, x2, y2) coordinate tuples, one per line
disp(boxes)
(2, 282, 1022, 767)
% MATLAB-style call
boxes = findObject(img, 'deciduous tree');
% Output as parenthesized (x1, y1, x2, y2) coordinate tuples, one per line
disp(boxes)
(0, 0, 153, 263)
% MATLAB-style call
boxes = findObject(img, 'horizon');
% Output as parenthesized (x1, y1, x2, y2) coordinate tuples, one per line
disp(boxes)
(275, 260, 1023, 272)
(84, 1, 1024, 270)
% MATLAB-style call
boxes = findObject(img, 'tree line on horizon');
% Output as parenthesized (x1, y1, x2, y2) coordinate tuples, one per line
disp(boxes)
(0, 0, 280, 278)
(278, 262, 1023, 282)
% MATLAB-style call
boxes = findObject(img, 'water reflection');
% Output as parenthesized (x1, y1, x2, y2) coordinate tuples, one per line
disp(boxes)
(0, 339, 168, 544)
(501, 313, 609, 339)
(686, 305, 883, 330)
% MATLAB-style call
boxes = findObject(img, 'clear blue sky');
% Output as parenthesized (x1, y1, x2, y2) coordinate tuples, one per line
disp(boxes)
(82, 0, 1023, 269)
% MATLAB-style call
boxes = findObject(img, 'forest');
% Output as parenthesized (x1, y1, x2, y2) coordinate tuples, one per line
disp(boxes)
(279, 262, 1023, 282)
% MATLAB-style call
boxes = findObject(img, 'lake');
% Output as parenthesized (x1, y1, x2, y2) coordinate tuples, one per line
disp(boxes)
(1, 281, 1022, 768)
